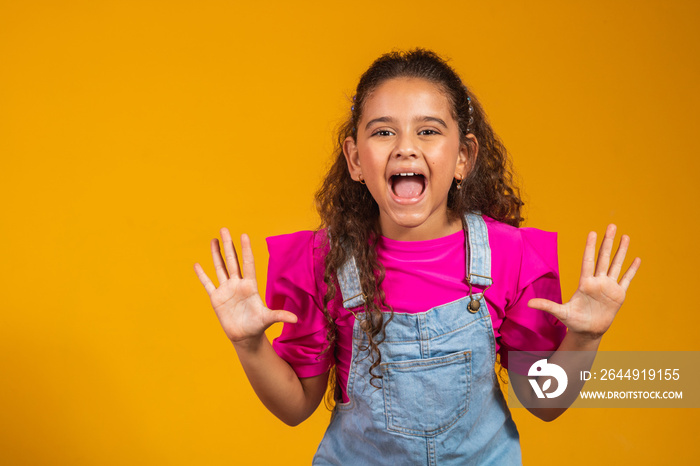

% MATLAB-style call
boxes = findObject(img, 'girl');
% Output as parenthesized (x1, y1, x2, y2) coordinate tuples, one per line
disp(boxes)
(194, 49, 640, 465)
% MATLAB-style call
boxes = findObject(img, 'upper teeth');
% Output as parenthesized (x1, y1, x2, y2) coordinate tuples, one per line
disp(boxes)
(397, 172, 419, 176)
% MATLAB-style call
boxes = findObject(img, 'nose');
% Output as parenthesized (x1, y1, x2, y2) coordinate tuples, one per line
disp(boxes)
(392, 132, 418, 158)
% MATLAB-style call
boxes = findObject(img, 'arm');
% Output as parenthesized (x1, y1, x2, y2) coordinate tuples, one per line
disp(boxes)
(510, 224, 641, 421)
(194, 228, 327, 426)
(509, 332, 601, 421)
(234, 336, 328, 426)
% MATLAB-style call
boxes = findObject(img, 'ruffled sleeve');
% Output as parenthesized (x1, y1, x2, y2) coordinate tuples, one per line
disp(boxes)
(498, 227, 567, 375)
(266, 230, 333, 378)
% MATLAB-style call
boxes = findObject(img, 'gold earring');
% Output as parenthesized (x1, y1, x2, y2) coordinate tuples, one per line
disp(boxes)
(455, 174, 463, 190)
(358, 174, 366, 185)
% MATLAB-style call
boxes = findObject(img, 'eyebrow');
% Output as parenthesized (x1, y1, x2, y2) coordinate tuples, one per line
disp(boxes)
(364, 116, 449, 131)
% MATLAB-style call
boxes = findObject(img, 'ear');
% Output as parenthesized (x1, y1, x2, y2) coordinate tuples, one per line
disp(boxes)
(343, 136, 362, 181)
(456, 134, 479, 179)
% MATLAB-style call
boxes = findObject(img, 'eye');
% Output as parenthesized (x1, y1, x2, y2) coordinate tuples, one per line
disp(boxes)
(371, 129, 394, 137)
(419, 129, 440, 136)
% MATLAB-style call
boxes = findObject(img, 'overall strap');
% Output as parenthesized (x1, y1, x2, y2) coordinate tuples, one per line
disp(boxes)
(330, 231, 366, 309)
(464, 212, 493, 287)
(337, 253, 366, 309)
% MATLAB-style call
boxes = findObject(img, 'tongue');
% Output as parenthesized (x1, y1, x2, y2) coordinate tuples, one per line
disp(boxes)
(393, 176, 423, 198)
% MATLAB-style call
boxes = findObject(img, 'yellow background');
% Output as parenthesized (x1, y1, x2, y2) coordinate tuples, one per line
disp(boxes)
(1, 0, 698, 464)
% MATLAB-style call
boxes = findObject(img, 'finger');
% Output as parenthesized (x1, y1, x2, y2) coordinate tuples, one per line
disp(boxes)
(193, 263, 217, 295)
(594, 224, 617, 276)
(210, 238, 229, 285)
(240, 233, 258, 284)
(580, 231, 597, 279)
(608, 234, 630, 280)
(618, 257, 641, 291)
(528, 298, 567, 323)
(220, 227, 242, 280)
(264, 309, 299, 326)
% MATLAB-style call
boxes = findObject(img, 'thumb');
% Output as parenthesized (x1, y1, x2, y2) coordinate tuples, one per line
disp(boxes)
(528, 298, 567, 323)
(266, 309, 299, 326)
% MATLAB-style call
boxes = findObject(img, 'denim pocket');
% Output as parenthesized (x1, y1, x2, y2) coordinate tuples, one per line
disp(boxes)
(381, 351, 471, 437)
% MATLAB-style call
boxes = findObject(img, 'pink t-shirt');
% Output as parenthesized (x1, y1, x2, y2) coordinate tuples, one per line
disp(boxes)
(265, 216, 566, 402)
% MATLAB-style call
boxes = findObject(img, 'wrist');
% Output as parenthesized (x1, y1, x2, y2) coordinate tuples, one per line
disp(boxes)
(563, 331, 603, 351)
(232, 333, 267, 353)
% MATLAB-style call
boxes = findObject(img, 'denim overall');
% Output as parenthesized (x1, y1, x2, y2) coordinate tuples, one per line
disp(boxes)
(313, 213, 522, 465)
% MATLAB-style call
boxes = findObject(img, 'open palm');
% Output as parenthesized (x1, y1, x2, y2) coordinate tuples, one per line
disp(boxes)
(194, 228, 297, 343)
(529, 224, 641, 340)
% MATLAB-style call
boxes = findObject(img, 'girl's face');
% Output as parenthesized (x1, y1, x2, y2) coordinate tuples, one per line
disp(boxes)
(344, 77, 476, 241)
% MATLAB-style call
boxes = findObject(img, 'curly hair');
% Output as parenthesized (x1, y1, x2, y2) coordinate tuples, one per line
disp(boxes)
(314, 48, 523, 405)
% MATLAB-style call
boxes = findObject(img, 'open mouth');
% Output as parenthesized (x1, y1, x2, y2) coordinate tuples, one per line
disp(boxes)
(390, 173, 426, 199)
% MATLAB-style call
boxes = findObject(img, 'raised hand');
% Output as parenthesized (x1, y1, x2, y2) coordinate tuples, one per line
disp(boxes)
(528, 224, 641, 341)
(193, 228, 298, 343)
